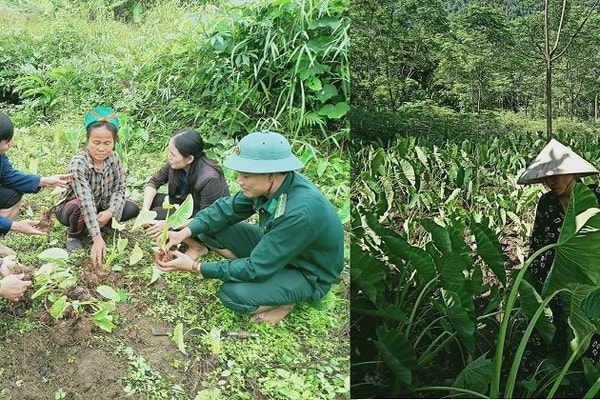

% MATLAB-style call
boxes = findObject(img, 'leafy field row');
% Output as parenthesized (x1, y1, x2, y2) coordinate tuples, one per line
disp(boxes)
(351, 130, 600, 398)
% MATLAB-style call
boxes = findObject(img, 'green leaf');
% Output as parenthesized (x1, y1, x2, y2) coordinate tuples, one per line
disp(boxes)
(38, 247, 69, 261)
(443, 289, 475, 356)
(147, 264, 163, 287)
(91, 308, 115, 333)
(173, 323, 186, 354)
(399, 159, 415, 187)
(50, 295, 68, 319)
(350, 243, 387, 305)
(96, 285, 120, 301)
(581, 287, 600, 320)
(382, 234, 436, 284)
(131, 209, 158, 231)
(471, 220, 506, 285)
(559, 183, 600, 245)
(453, 353, 492, 393)
(111, 217, 127, 231)
(116, 237, 128, 253)
(129, 243, 144, 266)
(518, 279, 556, 344)
(422, 218, 452, 254)
(374, 326, 417, 386)
(167, 193, 194, 229)
(317, 102, 349, 119)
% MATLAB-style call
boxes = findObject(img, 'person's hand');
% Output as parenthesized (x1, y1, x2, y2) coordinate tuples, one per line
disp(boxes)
(40, 173, 72, 188)
(90, 236, 107, 268)
(0, 259, 16, 277)
(155, 250, 195, 273)
(0, 273, 31, 302)
(96, 210, 114, 228)
(160, 227, 192, 250)
(145, 220, 165, 240)
(11, 220, 45, 235)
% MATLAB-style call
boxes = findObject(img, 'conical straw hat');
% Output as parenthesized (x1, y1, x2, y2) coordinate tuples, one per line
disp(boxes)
(517, 139, 599, 184)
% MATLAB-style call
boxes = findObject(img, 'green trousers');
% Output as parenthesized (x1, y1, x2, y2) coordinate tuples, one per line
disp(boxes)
(198, 223, 331, 313)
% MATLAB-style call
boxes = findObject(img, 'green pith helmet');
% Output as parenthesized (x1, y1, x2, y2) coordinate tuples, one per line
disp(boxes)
(223, 130, 304, 173)
(84, 106, 120, 130)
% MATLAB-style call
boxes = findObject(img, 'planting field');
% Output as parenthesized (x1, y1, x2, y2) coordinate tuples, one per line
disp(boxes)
(351, 129, 600, 398)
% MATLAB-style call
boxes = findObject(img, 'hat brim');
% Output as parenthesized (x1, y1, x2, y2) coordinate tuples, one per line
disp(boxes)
(224, 154, 304, 173)
(517, 139, 599, 184)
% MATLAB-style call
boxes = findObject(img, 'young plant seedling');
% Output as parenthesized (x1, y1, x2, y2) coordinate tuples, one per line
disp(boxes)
(154, 194, 194, 264)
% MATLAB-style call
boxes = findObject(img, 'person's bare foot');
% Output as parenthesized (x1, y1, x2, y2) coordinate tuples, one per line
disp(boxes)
(183, 240, 208, 259)
(0, 243, 16, 257)
(250, 305, 294, 326)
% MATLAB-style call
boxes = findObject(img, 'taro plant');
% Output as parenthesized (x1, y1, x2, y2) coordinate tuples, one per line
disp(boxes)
(131, 194, 194, 283)
(32, 247, 127, 332)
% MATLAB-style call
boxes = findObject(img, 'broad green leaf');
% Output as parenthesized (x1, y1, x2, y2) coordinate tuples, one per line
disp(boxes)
(471, 220, 506, 285)
(422, 218, 452, 254)
(96, 285, 120, 301)
(131, 209, 158, 231)
(559, 183, 599, 245)
(117, 237, 128, 253)
(173, 323, 186, 354)
(350, 243, 387, 305)
(147, 264, 163, 287)
(38, 247, 69, 261)
(111, 217, 126, 232)
(50, 295, 68, 319)
(400, 159, 415, 187)
(440, 253, 474, 313)
(581, 287, 600, 320)
(382, 234, 436, 284)
(567, 284, 596, 358)
(443, 289, 475, 355)
(453, 353, 492, 393)
(129, 243, 144, 266)
(167, 193, 194, 229)
(317, 102, 349, 119)
(518, 279, 555, 344)
(374, 326, 417, 386)
(91, 308, 115, 333)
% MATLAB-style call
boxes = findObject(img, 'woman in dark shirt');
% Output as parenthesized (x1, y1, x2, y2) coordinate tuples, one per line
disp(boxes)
(518, 139, 600, 374)
(142, 128, 229, 257)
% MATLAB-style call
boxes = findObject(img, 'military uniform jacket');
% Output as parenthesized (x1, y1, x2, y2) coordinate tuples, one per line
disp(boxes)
(187, 171, 345, 285)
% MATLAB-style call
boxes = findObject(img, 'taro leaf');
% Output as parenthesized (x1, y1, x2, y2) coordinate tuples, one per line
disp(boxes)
(518, 279, 556, 344)
(111, 217, 126, 232)
(374, 326, 417, 386)
(38, 247, 69, 261)
(173, 323, 186, 354)
(453, 353, 493, 394)
(129, 243, 144, 266)
(399, 159, 415, 188)
(567, 284, 596, 358)
(440, 253, 474, 313)
(543, 184, 600, 296)
(582, 356, 600, 386)
(443, 289, 475, 356)
(96, 285, 120, 301)
(351, 243, 386, 305)
(147, 264, 163, 287)
(414, 146, 428, 170)
(117, 237, 128, 253)
(422, 218, 452, 254)
(559, 183, 599, 245)
(382, 234, 436, 284)
(131, 209, 158, 231)
(50, 295, 68, 319)
(351, 297, 408, 322)
(471, 219, 506, 285)
(91, 308, 115, 332)
(581, 287, 600, 320)
(167, 193, 194, 229)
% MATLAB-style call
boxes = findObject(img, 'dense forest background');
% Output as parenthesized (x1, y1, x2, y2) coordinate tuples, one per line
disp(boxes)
(350, 0, 600, 143)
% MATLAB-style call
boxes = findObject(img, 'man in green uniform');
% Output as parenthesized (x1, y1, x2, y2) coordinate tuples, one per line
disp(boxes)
(156, 130, 345, 325)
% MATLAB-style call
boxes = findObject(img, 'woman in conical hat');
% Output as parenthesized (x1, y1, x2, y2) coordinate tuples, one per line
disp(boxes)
(517, 138, 600, 374)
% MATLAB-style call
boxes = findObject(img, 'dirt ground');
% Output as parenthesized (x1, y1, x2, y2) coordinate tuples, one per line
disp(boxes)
(0, 266, 215, 399)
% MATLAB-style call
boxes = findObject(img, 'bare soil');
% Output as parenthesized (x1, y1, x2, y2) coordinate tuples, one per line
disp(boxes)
(0, 263, 215, 399)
